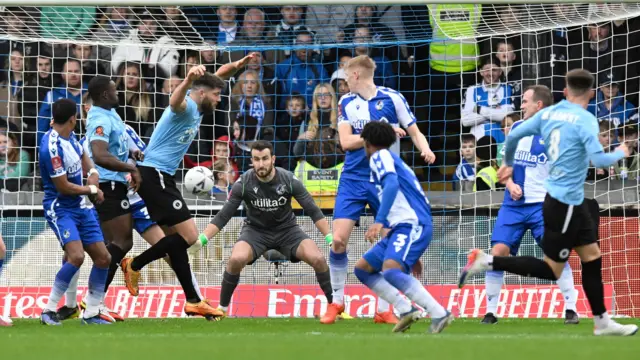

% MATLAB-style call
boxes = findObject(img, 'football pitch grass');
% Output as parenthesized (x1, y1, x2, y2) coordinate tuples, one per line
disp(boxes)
(1, 318, 638, 360)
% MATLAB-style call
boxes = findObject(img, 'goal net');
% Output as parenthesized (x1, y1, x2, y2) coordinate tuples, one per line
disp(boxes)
(0, 4, 639, 319)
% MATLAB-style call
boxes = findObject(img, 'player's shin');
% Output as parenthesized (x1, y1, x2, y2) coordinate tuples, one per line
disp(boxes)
(557, 262, 578, 312)
(329, 250, 348, 305)
(191, 270, 203, 300)
(485, 271, 504, 315)
(354, 268, 412, 314)
(219, 271, 240, 311)
(105, 243, 127, 291)
(492, 256, 557, 280)
(131, 233, 183, 271)
(44, 262, 81, 312)
(382, 269, 447, 318)
(315, 270, 333, 304)
(65, 268, 80, 308)
(581, 257, 608, 323)
(84, 265, 108, 318)
(166, 239, 200, 303)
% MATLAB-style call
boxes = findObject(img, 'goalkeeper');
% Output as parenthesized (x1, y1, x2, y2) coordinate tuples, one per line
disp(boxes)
(198, 140, 334, 318)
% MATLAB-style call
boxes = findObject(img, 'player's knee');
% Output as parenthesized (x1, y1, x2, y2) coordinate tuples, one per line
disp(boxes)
(227, 255, 250, 273)
(331, 236, 347, 253)
(381, 259, 404, 271)
(354, 258, 374, 272)
(307, 255, 328, 272)
(66, 251, 85, 267)
(491, 244, 511, 257)
(92, 250, 112, 269)
(119, 239, 134, 254)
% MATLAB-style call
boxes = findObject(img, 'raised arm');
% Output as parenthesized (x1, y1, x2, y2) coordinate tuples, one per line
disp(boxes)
(291, 175, 329, 237)
(214, 53, 259, 81)
(391, 91, 436, 164)
(169, 65, 206, 113)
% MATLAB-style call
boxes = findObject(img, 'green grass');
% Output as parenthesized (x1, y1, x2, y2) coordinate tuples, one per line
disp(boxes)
(1, 318, 639, 360)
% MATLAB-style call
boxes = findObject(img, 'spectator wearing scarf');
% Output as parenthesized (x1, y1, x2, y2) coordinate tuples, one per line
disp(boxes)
(231, 70, 274, 135)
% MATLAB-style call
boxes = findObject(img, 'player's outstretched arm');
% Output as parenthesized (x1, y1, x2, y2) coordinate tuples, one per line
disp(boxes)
(215, 52, 259, 80)
(588, 138, 628, 168)
(337, 122, 364, 151)
(405, 124, 435, 164)
(205, 179, 244, 239)
(503, 112, 542, 167)
(291, 175, 331, 239)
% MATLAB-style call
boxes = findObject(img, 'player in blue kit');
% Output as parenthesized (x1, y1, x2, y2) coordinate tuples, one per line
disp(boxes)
(483, 85, 579, 325)
(353, 121, 453, 333)
(120, 54, 256, 319)
(322, 55, 436, 324)
(39, 99, 112, 325)
(460, 69, 638, 336)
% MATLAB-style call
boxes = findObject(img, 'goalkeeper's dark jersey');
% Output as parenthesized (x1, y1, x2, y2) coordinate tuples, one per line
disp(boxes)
(210, 167, 324, 230)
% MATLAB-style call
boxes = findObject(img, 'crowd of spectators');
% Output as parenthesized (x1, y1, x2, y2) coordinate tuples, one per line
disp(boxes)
(0, 5, 639, 194)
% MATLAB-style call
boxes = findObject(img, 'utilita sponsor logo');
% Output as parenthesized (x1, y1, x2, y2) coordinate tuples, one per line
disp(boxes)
(0, 285, 612, 319)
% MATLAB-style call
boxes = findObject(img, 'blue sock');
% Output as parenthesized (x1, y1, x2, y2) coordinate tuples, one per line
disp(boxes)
(382, 268, 413, 293)
(44, 262, 80, 311)
(329, 249, 349, 305)
(354, 268, 412, 314)
(84, 265, 108, 317)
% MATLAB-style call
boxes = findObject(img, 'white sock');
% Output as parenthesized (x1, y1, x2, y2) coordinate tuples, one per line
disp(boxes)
(329, 250, 348, 305)
(84, 287, 104, 319)
(556, 262, 577, 312)
(402, 276, 447, 318)
(65, 270, 80, 308)
(485, 254, 494, 269)
(44, 286, 67, 312)
(191, 270, 203, 300)
(377, 298, 390, 312)
(485, 271, 504, 315)
(594, 312, 611, 329)
(370, 277, 412, 314)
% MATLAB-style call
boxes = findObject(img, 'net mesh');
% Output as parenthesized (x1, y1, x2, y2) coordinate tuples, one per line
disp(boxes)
(0, 4, 639, 319)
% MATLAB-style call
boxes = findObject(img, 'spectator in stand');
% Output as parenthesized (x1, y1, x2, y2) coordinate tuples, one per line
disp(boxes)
(496, 113, 519, 166)
(352, 26, 396, 89)
(587, 72, 636, 138)
(215, 6, 238, 46)
(268, 6, 320, 62)
(461, 57, 515, 142)
(114, 61, 156, 140)
(0, 131, 30, 180)
(72, 44, 105, 83)
(111, 10, 180, 79)
(232, 115, 260, 174)
(330, 68, 349, 98)
(569, 22, 626, 79)
(210, 136, 239, 179)
(494, 38, 522, 108)
(92, 7, 134, 67)
(37, 58, 86, 146)
(16, 53, 52, 150)
(155, 75, 182, 110)
(474, 136, 501, 191)
(3, 48, 26, 98)
(243, 53, 276, 102)
(180, 51, 201, 79)
(293, 83, 343, 171)
(233, 8, 267, 47)
(275, 30, 329, 109)
(342, 6, 399, 61)
(40, 6, 95, 40)
(231, 70, 274, 134)
(305, 5, 354, 45)
(611, 124, 640, 180)
(210, 159, 235, 194)
(586, 121, 613, 181)
(275, 94, 307, 170)
(200, 40, 218, 73)
(454, 134, 476, 191)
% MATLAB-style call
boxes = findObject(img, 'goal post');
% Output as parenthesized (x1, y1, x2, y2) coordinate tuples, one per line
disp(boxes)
(0, 4, 639, 319)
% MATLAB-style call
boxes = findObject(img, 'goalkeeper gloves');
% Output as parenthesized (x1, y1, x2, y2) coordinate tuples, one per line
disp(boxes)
(325, 234, 333, 246)
(188, 234, 209, 255)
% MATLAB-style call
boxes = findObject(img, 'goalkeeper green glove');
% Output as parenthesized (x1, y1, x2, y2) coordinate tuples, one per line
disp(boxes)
(188, 234, 209, 255)
(325, 234, 333, 246)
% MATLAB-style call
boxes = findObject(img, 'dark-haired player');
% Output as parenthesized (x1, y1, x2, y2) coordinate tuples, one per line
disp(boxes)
(120, 54, 256, 319)
(354, 121, 452, 333)
(200, 140, 334, 318)
(39, 99, 112, 325)
(460, 69, 638, 336)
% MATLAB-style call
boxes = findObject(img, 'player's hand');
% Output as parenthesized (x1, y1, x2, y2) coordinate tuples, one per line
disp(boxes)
(236, 52, 259, 68)
(615, 142, 630, 157)
(393, 127, 406, 138)
(129, 168, 142, 192)
(497, 165, 513, 184)
(412, 259, 423, 278)
(90, 188, 105, 205)
(421, 148, 436, 164)
(131, 149, 144, 161)
(187, 65, 207, 81)
(365, 223, 384, 243)
(507, 182, 523, 201)
(87, 173, 99, 187)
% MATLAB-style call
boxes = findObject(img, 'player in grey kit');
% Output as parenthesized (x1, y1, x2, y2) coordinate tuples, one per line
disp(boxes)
(201, 140, 334, 316)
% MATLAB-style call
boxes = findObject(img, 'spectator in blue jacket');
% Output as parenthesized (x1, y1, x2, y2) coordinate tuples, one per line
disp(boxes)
(587, 71, 636, 138)
(275, 30, 329, 109)
(353, 25, 397, 89)
(37, 58, 87, 146)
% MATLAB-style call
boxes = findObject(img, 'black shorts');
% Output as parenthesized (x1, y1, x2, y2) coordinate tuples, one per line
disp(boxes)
(136, 165, 191, 227)
(541, 194, 599, 262)
(238, 224, 309, 264)
(95, 181, 131, 222)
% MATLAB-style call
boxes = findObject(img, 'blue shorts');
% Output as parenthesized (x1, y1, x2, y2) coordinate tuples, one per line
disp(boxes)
(334, 179, 380, 221)
(492, 203, 544, 255)
(363, 223, 432, 273)
(130, 201, 155, 235)
(45, 206, 103, 248)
